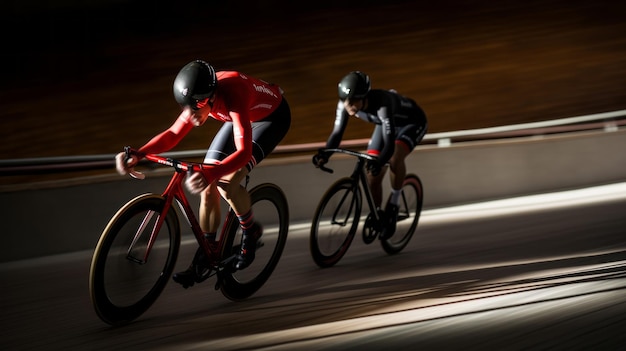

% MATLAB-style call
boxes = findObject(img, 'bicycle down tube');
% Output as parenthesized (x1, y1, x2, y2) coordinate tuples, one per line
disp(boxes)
(144, 154, 216, 258)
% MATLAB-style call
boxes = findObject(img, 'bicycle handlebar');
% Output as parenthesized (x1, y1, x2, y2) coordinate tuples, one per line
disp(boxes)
(320, 148, 378, 160)
(315, 148, 377, 174)
(123, 146, 213, 179)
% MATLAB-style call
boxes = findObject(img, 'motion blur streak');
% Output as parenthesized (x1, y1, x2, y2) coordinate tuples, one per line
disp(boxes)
(423, 182, 626, 223)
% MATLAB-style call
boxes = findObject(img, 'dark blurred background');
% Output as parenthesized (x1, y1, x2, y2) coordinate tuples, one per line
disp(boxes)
(1, 0, 625, 160)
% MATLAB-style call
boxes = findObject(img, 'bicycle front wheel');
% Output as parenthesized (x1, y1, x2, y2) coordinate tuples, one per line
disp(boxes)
(381, 174, 423, 254)
(89, 194, 180, 326)
(310, 178, 361, 268)
(220, 183, 289, 301)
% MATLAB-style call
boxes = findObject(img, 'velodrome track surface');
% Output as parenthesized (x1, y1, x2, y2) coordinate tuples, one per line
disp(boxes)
(2, 183, 625, 350)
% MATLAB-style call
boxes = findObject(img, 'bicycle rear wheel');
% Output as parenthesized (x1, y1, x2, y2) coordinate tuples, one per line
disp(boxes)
(220, 183, 289, 301)
(310, 178, 361, 268)
(381, 174, 423, 254)
(89, 194, 180, 326)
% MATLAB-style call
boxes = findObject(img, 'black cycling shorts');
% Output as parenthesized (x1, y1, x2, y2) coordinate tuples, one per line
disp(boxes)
(204, 98, 291, 171)
(368, 115, 428, 154)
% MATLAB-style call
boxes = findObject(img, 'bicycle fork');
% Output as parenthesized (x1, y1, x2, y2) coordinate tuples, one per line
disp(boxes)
(125, 194, 176, 265)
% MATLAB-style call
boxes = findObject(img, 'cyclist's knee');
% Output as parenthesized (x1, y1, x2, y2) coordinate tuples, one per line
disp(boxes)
(217, 168, 249, 199)
(200, 182, 219, 203)
(390, 144, 410, 163)
(387, 155, 403, 171)
(216, 181, 235, 200)
(390, 146, 410, 171)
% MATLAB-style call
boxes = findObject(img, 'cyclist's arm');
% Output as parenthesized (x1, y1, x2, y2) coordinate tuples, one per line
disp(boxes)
(325, 101, 350, 149)
(203, 110, 252, 180)
(377, 106, 396, 164)
(138, 111, 194, 155)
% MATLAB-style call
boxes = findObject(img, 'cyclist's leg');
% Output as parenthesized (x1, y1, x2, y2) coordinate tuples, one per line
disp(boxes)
(366, 125, 386, 208)
(379, 141, 409, 239)
(390, 119, 427, 195)
(388, 140, 411, 194)
(217, 168, 253, 236)
(366, 170, 386, 208)
(381, 122, 425, 239)
(217, 168, 251, 215)
(216, 168, 260, 270)
(199, 181, 222, 234)
(217, 97, 291, 195)
(381, 102, 427, 240)
(203, 121, 239, 232)
(222, 98, 292, 269)
(172, 182, 222, 287)
(173, 124, 237, 287)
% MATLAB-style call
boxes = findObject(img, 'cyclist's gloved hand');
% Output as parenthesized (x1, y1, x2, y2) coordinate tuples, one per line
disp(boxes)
(366, 158, 382, 177)
(185, 171, 208, 194)
(312, 150, 331, 167)
(115, 151, 138, 176)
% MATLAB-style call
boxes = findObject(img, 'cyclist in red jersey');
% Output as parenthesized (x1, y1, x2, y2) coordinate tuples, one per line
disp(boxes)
(115, 59, 291, 287)
(313, 71, 427, 239)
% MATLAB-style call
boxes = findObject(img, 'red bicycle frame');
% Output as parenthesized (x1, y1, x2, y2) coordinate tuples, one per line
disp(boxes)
(129, 151, 224, 265)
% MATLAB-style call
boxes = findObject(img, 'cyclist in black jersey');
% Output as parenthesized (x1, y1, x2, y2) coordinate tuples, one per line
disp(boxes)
(313, 71, 428, 239)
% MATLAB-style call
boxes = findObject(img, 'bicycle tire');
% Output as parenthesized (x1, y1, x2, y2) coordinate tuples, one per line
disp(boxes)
(381, 174, 423, 254)
(310, 177, 361, 268)
(89, 194, 180, 326)
(220, 183, 289, 301)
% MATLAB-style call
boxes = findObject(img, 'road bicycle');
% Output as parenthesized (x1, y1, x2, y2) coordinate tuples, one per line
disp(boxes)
(310, 148, 423, 268)
(89, 147, 289, 326)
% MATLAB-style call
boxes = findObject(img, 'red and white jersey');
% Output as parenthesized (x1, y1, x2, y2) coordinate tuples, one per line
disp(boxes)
(137, 70, 284, 180)
(209, 71, 283, 123)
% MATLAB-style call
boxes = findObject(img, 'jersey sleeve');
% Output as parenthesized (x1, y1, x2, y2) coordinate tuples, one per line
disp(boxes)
(325, 101, 349, 149)
(205, 109, 253, 181)
(201, 82, 254, 181)
(138, 113, 194, 155)
(377, 106, 396, 164)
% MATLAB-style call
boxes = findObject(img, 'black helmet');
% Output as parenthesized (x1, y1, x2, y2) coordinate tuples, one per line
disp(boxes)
(173, 60, 217, 109)
(338, 71, 370, 100)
